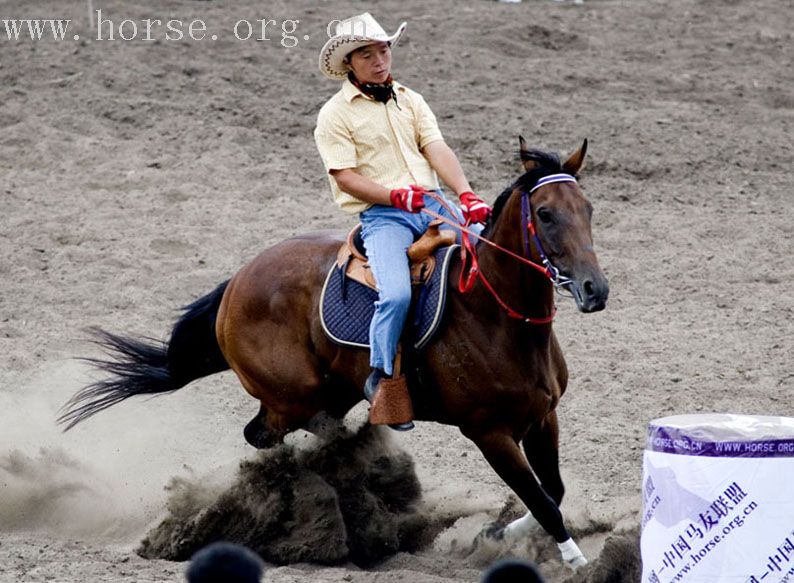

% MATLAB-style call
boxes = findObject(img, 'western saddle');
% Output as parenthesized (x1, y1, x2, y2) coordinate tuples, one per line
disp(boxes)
(337, 220, 457, 289)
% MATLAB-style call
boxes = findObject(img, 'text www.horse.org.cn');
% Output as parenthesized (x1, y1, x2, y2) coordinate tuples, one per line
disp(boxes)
(1, 11, 352, 47)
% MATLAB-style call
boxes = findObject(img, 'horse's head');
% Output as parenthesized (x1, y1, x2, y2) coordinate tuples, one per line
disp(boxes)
(491, 138, 608, 313)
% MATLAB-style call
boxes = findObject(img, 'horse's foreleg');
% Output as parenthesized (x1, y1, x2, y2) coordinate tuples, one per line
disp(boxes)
(522, 411, 564, 505)
(502, 412, 565, 551)
(471, 430, 586, 569)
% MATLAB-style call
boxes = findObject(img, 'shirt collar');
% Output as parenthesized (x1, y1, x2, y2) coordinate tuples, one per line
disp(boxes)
(342, 78, 406, 103)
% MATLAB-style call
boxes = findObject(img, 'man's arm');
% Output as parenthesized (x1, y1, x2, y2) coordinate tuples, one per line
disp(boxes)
(423, 140, 491, 224)
(421, 140, 472, 196)
(331, 169, 426, 213)
(330, 168, 392, 206)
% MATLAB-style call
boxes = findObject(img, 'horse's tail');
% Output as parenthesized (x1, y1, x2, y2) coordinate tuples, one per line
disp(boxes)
(58, 280, 231, 430)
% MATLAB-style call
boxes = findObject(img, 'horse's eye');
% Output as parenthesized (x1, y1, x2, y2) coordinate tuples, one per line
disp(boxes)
(537, 208, 554, 224)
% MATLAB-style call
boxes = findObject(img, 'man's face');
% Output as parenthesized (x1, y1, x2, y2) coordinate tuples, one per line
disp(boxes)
(348, 41, 392, 84)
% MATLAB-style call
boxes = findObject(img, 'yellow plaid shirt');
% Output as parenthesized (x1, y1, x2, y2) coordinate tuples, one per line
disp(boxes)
(314, 79, 444, 215)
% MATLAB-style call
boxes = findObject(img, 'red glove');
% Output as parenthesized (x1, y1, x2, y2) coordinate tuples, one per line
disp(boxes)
(459, 191, 491, 224)
(390, 185, 427, 213)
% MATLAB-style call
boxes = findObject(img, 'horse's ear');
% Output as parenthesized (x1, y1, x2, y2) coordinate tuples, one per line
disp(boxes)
(562, 139, 588, 175)
(519, 135, 539, 172)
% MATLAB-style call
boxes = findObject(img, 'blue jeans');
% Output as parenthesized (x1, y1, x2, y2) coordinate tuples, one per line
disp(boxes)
(359, 191, 483, 375)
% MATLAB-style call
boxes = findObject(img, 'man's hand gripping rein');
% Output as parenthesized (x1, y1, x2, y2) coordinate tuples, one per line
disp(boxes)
(390, 185, 429, 213)
(459, 191, 491, 224)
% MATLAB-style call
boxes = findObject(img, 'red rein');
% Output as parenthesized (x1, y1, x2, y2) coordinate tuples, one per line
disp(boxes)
(421, 194, 556, 325)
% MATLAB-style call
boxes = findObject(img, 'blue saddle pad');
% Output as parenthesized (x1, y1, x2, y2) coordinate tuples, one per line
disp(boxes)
(320, 245, 459, 350)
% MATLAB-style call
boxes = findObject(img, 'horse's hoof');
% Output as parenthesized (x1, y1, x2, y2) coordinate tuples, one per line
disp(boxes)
(473, 522, 506, 550)
(244, 416, 277, 449)
(502, 511, 539, 542)
(558, 538, 587, 570)
(566, 555, 588, 569)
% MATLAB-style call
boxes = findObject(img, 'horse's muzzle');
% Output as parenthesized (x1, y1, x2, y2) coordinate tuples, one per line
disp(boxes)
(569, 273, 609, 313)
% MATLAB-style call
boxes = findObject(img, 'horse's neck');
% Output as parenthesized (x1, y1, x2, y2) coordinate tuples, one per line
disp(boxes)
(456, 198, 555, 340)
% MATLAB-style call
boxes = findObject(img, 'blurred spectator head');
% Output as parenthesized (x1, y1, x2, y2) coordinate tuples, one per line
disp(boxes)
(186, 542, 264, 583)
(481, 558, 544, 583)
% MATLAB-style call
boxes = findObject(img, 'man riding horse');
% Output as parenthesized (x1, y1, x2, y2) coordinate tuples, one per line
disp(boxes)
(59, 14, 608, 568)
(314, 13, 491, 431)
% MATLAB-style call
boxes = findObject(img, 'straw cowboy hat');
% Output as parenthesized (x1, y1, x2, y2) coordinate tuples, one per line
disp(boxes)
(319, 13, 407, 80)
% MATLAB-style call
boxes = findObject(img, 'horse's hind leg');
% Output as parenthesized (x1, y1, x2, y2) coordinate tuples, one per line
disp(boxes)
(244, 404, 349, 448)
(243, 404, 291, 449)
(234, 361, 324, 449)
(522, 410, 564, 505)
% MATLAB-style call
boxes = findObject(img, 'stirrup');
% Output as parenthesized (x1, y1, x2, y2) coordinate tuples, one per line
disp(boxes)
(365, 369, 414, 430)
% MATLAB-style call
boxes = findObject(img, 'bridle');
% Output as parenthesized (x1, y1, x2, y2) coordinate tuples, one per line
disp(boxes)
(522, 173, 577, 293)
(422, 172, 579, 325)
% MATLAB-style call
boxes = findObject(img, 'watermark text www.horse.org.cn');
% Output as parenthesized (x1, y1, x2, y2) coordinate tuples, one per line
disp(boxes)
(1, 11, 357, 47)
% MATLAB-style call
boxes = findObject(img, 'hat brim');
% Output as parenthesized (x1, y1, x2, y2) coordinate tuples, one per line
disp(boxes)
(319, 22, 407, 81)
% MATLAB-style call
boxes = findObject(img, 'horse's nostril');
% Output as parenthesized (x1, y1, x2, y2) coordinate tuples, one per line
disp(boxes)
(583, 280, 595, 297)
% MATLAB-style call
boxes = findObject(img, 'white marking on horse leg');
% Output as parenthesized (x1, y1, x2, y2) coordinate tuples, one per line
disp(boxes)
(558, 538, 587, 568)
(502, 511, 539, 541)
(304, 411, 345, 439)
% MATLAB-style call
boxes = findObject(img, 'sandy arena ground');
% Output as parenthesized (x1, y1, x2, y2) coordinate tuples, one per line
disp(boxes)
(1, 0, 792, 581)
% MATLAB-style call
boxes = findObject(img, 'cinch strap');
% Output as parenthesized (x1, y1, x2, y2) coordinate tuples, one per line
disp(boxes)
(529, 173, 577, 194)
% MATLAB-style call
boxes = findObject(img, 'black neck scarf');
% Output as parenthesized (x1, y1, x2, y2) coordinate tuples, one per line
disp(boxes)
(348, 72, 399, 108)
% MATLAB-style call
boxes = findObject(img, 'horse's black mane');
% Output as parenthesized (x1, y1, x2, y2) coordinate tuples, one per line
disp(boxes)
(481, 149, 563, 238)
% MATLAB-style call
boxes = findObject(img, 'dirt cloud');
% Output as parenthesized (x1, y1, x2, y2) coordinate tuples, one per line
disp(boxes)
(138, 424, 443, 565)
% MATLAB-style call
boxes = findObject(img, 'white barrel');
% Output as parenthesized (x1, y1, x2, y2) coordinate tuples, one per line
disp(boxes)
(641, 414, 794, 582)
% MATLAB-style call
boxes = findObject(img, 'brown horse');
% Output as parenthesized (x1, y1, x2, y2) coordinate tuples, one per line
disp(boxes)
(60, 138, 608, 568)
